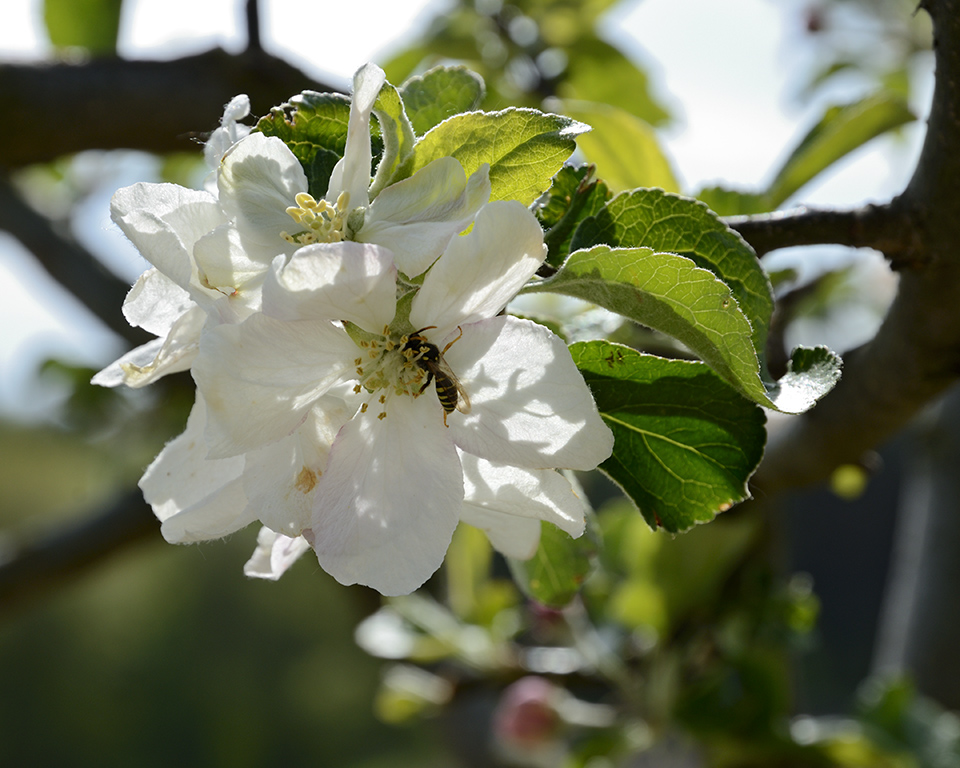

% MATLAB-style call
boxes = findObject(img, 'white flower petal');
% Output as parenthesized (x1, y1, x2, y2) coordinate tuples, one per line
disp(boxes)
(111, 183, 225, 291)
(139, 396, 255, 543)
(204, 94, 252, 170)
(410, 201, 546, 334)
(218, 133, 307, 251)
(243, 396, 356, 536)
(460, 508, 541, 559)
(460, 453, 585, 538)
(445, 315, 614, 470)
(93, 305, 206, 388)
(244, 527, 312, 581)
(193, 223, 270, 322)
(326, 63, 385, 209)
(121, 268, 193, 336)
(358, 158, 491, 277)
(309, 392, 462, 595)
(193, 314, 358, 457)
(262, 242, 397, 332)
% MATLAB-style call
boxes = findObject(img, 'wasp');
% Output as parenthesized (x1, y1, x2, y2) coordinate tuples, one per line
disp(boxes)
(403, 326, 470, 426)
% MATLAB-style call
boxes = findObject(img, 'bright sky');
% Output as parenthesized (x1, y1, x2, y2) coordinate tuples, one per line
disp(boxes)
(0, 0, 930, 415)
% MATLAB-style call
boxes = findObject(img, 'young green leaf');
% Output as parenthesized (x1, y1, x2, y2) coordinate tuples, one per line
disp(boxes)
(571, 341, 767, 532)
(764, 346, 843, 414)
(368, 82, 417, 198)
(558, 101, 680, 193)
(571, 188, 774, 363)
(393, 108, 588, 205)
(525, 244, 770, 405)
(536, 165, 611, 267)
(399, 66, 485, 136)
(508, 521, 596, 608)
(765, 91, 915, 207)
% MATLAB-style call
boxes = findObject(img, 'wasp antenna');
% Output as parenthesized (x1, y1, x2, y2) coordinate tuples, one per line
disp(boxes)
(442, 326, 464, 354)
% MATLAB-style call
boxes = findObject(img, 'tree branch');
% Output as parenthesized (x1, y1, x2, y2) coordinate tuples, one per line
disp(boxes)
(727, 202, 922, 266)
(754, 0, 960, 493)
(0, 174, 148, 345)
(0, 47, 342, 168)
(245, 0, 262, 53)
(0, 490, 158, 614)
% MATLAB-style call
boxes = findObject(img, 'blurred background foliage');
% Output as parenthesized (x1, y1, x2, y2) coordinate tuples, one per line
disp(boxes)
(1, 0, 955, 766)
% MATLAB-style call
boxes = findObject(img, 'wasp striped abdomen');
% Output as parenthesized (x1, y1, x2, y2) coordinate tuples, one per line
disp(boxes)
(402, 328, 470, 425)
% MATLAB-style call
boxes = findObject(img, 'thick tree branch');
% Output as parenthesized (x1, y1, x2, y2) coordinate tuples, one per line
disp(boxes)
(0, 491, 158, 614)
(0, 175, 147, 345)
(728, 202, 922, 266)
(245, 0, 262, 52)
(754, 0, 960, 492)
(0, 47, 341, 167)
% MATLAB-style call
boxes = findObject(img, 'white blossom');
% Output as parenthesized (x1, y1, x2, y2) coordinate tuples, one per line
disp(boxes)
(191, 201, 613, 595)
(216, 64, 491, 277)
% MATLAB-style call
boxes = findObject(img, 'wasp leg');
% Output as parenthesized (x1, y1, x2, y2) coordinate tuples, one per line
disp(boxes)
(417, 369, 434, 395)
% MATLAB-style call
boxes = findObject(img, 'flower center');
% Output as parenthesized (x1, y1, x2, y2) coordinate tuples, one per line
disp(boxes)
(351, 327, 447, 420)
(280, 191, 350, 245)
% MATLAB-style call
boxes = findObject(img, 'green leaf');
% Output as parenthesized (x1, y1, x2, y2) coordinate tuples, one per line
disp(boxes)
(571, 341, 766, 532)
(369, 82, 416, 198)
(44, 0, 122, 55)
(256, 92, 352, 200)
(394, 108, 588, 205)
(694, 185, 771, 217)
(766, 91, 915, 207)
(557, 36, 671, 127)
(525, 244, 770, 405)
(508, 522, 595, 608)
(536, 165, 612, 267)
(570, 188, 774, 367)
(765, 346, 842, 414)
(559, 101, 680, 193)
(399, 65, 485, 136)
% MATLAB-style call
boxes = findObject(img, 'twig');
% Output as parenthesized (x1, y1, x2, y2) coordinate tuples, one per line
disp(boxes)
(0, 490, 158, 614)
(727, 202, 922, 266)
(0, 174, 147, 345)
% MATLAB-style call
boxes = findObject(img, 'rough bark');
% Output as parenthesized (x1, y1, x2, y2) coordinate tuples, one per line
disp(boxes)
(747, 0, 960, 494)
(0, 48, 339, 167)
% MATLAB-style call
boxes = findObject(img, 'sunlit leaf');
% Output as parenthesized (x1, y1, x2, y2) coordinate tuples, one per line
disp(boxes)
(559, 100, 679, 194)
(526, 244, 769, 405)
(572, 342, 766, 532)
(393, 108, 588, 205)
(399, 66, 485, 136)
(369, 82, 416, 198)
(764, 346, 842, 414)
(766, 91, 915, 206)
(571, 188, 773, 361)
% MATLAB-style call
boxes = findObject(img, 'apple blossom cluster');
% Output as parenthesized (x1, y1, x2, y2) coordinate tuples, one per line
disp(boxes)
(95, 63, 613, 595)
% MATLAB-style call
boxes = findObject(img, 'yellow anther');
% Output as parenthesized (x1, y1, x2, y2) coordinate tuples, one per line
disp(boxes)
(294, 192, 318, 209)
